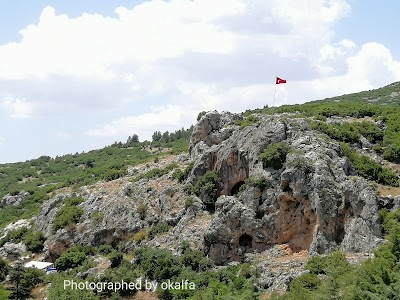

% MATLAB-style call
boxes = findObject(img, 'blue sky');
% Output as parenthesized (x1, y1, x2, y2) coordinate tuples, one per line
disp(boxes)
(0, 0, 399, 163)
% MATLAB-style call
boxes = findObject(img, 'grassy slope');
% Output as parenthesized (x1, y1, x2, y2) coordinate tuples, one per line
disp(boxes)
(0, 138, 190, 228)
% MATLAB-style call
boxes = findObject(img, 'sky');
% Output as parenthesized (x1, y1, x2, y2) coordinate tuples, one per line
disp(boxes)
(0, 0, 399, 163)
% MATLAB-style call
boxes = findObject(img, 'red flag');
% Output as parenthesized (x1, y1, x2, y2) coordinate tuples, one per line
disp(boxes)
(276, 77, 287, 84)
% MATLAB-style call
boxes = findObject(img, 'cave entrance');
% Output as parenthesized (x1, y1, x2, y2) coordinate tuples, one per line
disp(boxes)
(239, 234, 253, 248)
(231, 181, 245, 196)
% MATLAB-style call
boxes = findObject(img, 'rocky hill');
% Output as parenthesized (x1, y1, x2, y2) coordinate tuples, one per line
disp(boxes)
(1, 82, 400, 299)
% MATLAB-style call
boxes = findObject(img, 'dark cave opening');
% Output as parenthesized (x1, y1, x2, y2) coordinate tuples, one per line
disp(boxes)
(231, 181, 245, 196)
(239, 233, 253, 248)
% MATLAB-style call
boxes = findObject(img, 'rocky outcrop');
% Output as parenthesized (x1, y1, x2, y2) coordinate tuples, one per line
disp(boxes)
(1, 191, 30, 208)
(35, 162, 190, 258)
(0, 242, 26, 260)
(32, 111, 386, 268)
(190, 112, 384, 264)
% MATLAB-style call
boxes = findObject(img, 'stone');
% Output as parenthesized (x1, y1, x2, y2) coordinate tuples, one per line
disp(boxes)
(1, 191, 30, 208)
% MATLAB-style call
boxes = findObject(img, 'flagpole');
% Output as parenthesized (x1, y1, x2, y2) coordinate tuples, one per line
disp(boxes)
(273, 81, 277, 107)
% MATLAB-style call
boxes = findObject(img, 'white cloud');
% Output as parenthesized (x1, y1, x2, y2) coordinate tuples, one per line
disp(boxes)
(0, 136, 5, 145)
(1, 0, 400, 145)
(311, 42, 400, 97)
(85, 104, 195, 140)
(2, 95, 35, 119)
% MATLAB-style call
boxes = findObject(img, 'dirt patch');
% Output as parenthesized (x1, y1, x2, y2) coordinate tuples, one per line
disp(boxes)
(133, 291, 159, 300)
(31, 284, 49, 300)
(377, 184, 400, 197)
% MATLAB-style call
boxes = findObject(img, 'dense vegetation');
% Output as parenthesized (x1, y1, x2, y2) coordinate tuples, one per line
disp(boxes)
(43, 242, 259, 300)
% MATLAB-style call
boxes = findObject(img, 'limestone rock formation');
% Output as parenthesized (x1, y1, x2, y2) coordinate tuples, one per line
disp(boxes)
(1, 191, 30, 208)
(190, 112, 384, 264)
(34, 110, 387, 269)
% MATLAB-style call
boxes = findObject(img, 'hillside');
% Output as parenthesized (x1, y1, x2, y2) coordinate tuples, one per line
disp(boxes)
(1, 82, 400, 299)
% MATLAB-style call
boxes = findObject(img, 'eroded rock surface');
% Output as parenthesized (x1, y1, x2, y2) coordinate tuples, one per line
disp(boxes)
(35, 111, 386, 268)
(190, 112, 383, 264)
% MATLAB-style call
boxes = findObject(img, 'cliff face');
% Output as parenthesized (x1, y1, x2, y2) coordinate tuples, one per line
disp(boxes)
(189, 111, 383, 264)
(32, 110, 386, 266)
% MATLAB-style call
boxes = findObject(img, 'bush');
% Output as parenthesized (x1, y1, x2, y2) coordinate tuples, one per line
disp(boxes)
(0, 228, 45, 253)
(172, 169, 185, 182)
(197, 111, 207, 121)
(133, 229, 148, 242)
(172, 162, 194, 183)
(191, 171, 222, 210)
(23, 231, 45, 253)
(53, 196, 85, 232)
(235, 115, 260, 128)
(53, 206, 84, 232)
(260, 142, 290, 169)
(109, 251, 124, 268)
(341, 142, 399, 186)
(0, 227, 28, 246)
(239, 177, 268, 192)
(136, 203, 147, 220)
(64, 196, 84, 206)
(134, 163, 178, 181)
(97, 244, 113, 255)
(290, 273, 321, 291)
(55, 250, 86, 271)
(310, 121, 360, 143)
(0, 258, 8, 281)
(148, 223, 171, 239)
(184, 196, 194, 209)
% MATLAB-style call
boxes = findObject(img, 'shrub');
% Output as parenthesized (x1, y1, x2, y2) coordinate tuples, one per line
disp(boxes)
(0, 258, 8, 281)
(191, 171, 222, 209)
(172, 169, 185, 182)
(55, 250, 86, 271)
(235, 115, 260, 128)
(53, 206, 84, 232)
(133, 163, 178, 181)
(136, 203, 147, 220)
(341, 142, 399, 186)
(23, 231, 45, 253)
(184, 196, 194, 209)
(109, 251, 124, 268)
(97, 244, 113, 255)
(289, 273, 321, 291)
(64, 196, 84, 206)
(0, 228, 45, 253)
(148, 223, 171, 239)
(310, 121, 360, 143)
(306, 255, 326, 275)
(91, 210, 104, 225)
(133, 229, 148, 242)
(239, 177, 268, 192)
(172, 162, 194, 182)
(260, 142, 290, 169)
(0, 227, 28, 246)
(285, 153, 314, 173)
(197, 111, 207, 121)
